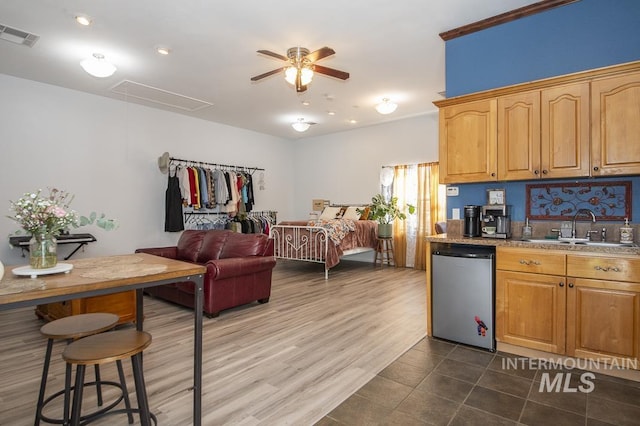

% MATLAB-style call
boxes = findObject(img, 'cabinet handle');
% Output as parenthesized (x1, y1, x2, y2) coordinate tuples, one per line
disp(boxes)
(559, 282, 564, 287)
(542, 170, 548, 175)
(491, 172, 496, 177)
(519, 259, 541, 266)
(594, 265, 621, 272)
(534, 170, 539, 175)
(568, 282, 574, 288)
(593, 166, 599, 172)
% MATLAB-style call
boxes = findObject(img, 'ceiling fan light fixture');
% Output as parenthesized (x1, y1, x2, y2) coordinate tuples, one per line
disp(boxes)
(80, 53, 117, 78)
(375, 98, 398, 115)
(284, 66, 313, 86)
(75, 15, 92, 26)
(292, 118, 311, 132)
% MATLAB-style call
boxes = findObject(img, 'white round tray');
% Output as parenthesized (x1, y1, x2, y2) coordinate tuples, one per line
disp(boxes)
(12, 263, 74, 279)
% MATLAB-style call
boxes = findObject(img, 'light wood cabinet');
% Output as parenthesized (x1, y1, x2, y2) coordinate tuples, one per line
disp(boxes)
(438, 99, 497, 183)
(496, 247, 566, 353)
(591, 71, 640, 176)
(435, 61, 640, 184)
(497, 83, 590, 180)
(566, 254, 640, 364)
(497, 247, 640, 367)
(35, 291, 137, 325)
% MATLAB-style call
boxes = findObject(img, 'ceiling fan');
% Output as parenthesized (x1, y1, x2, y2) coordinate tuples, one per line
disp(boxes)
(250, 46, 350, 93)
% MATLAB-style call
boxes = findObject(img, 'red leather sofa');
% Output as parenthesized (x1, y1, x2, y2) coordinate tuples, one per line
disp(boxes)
(135, 229, 276, 317)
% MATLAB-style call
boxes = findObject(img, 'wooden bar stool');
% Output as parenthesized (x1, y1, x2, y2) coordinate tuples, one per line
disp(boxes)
(374, 237, 395, 267)
(36, 312, 120, 425)
(62, 329, 156, 426)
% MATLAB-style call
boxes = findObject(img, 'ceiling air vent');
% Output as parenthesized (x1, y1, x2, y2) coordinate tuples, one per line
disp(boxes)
(0, 24, 40, 47)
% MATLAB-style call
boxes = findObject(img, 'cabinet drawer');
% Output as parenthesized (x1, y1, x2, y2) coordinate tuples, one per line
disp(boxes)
(567, 254, 640, 283)
(497, 247, 566, 275)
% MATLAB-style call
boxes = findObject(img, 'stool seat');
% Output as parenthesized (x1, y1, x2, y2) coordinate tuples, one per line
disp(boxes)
(63, 329, 152, 365)
(40, 312, 119, 340)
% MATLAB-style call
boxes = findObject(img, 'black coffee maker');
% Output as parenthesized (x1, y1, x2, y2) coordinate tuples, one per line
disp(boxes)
(463, 205, 481, 237)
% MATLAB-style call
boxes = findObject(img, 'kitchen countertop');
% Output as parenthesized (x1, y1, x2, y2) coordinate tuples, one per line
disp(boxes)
(426, 234, 640, 256)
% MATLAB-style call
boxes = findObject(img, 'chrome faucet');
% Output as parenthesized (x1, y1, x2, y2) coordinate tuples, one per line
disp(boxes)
(571, 208, 596, 238)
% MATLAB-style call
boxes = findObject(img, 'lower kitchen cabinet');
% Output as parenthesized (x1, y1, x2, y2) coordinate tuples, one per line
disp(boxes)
(497, 247, 640, 367)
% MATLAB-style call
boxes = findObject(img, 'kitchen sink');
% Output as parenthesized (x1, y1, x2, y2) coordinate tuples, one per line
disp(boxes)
(520, 238, 636, 248)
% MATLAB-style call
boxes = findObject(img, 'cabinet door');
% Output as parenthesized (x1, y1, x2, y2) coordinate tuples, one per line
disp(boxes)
(496, 270, 566, 354)
(497, 91, 540, 180)
(591, 71, 640, 176)
(566, 278, 640, 364)
(439, 99, 497, 183)
(541, 82, 590, 178)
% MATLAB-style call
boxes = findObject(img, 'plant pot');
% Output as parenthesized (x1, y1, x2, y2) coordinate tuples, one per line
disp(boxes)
(378, 223, 393, 238)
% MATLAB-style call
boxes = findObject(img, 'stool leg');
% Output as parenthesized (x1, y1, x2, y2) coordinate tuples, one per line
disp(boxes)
(94, 365, 103, 407)
(63, 362, 72, 425)
(34, 338, 54, 426)
(70, 365, 86, 426)
(131, 353, 152, 426)
(116, 360, 135, 424)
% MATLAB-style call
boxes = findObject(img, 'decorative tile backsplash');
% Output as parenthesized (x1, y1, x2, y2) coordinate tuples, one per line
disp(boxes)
(526, 181, 631, 221)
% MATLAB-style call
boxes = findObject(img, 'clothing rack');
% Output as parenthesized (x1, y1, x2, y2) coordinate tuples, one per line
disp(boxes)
(169, 157, 264, 174)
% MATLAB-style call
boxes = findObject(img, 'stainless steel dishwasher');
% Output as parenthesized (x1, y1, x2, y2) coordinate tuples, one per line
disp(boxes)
(431, 244, 495, 351)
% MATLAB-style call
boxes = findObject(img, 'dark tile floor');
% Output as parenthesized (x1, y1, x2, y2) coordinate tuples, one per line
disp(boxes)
(315, 337, 640, 425)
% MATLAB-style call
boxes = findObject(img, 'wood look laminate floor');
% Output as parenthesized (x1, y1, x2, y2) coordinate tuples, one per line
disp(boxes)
(0, 259, 427, 425)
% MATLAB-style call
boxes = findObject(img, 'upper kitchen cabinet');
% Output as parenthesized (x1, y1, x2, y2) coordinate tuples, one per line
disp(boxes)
(436, 61, 640, 184)
(498, 83, 590, 181)
(591, 71, 640, 176)
(438, 98, 497, 183)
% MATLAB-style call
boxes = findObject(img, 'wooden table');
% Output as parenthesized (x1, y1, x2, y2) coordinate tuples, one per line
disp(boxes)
(0, 253, 206, 426)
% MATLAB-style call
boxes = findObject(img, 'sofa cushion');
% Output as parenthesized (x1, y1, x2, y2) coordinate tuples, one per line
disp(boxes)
(176, 230, 206, 262)
(219, 232, 269, 259)
(196, 230, 230, 263)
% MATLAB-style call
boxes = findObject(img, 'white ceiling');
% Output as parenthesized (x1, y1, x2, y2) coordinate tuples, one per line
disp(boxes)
(0, 0, 539, 140)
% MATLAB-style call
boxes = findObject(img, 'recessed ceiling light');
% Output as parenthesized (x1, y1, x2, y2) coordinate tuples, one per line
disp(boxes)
(75, 15, 92, 26)
(327, 111, 336, 116)
(301, 100, 310, 106)
(156, 46, 171, 55)
(349, 119, 357, 124)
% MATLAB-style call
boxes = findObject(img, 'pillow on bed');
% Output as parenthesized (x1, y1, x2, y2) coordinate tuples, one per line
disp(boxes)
(342, 206, 361, 220)
(319, 206, 342, 220)
(358, 206, 371, 220)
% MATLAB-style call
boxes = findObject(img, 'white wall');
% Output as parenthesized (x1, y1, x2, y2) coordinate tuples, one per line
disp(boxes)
(289, 114, 439, 219)
(0, 74, 440, 267)
(0, 74, 294, 266)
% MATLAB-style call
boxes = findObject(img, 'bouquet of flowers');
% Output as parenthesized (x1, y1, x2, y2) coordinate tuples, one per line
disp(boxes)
(8, 188, 117, 236)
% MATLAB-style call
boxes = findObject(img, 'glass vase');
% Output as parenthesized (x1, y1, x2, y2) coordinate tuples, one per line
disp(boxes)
(29, 233, 58, 269)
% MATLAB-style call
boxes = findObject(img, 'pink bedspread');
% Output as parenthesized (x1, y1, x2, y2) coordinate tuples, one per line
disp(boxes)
(276, 220, 378, 268)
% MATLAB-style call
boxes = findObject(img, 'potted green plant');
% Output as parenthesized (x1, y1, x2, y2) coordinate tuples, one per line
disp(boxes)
(366, 194, 415, 238)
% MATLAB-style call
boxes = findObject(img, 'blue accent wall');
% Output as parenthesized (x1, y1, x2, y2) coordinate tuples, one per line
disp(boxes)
(446, 177, 640, 222)
(446, 0, 640, 97)
(443, 0, 640, 223)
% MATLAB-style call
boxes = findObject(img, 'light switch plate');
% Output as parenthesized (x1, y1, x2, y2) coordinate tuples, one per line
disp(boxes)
(452, 208, 460, 220)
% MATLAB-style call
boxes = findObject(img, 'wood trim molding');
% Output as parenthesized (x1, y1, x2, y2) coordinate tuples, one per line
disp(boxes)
(439, 0, 580, 41)
(433, 60, 640, 108)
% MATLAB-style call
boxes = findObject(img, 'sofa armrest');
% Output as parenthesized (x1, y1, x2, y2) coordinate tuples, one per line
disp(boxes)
(135, 246, 178, 259)
(206, 256, 276, 281)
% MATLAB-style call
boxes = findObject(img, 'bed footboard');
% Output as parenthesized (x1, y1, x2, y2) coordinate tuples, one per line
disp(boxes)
(270, 225, 330, 279)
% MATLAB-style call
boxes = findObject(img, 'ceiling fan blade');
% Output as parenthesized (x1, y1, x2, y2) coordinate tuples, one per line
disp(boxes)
(305, 46, 335, 63)
(312, 64, 350, 80)
(257, 49, 289, 62)
(250, 67, 286, 81)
